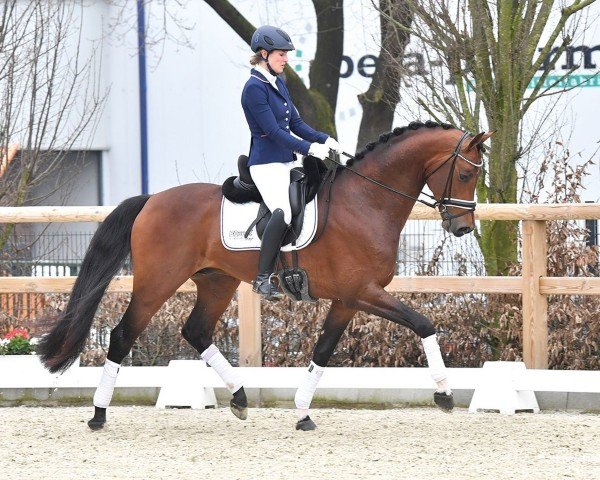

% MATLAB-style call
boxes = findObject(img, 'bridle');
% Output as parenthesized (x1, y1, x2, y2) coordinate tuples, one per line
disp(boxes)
(328, 131, 483, 221)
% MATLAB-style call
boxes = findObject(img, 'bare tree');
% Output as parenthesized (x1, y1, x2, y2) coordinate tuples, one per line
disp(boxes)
(104, 0, 196, 70)
(0, 144, 18, 178)
(385, 0, 597, 275)
(0, 1, 104, 250)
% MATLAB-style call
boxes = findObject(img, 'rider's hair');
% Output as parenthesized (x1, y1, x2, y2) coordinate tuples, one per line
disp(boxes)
(249, 52, 263, 66)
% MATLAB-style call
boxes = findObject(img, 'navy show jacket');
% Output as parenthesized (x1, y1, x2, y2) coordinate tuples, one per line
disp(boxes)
(241, 69, 328, 166)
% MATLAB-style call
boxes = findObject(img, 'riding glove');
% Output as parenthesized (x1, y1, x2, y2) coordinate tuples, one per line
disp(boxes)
(309, 142, 330, 160)
(325, 137, 343, 154)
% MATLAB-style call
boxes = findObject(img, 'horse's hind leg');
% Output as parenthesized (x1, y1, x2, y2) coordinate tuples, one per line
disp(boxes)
(88, 274, 190, 430)
(180, 272, 247, 419)
(352, 285, 454, 412)
(294, 300, 356, 431)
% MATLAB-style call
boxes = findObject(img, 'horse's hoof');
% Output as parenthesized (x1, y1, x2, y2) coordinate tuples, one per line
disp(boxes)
(88, 406, 106, 430)
(296, 415, 317, 431)
(434, 391, 454, 412)
(87, 419, 105, 430)
(230, 400, 248, 420)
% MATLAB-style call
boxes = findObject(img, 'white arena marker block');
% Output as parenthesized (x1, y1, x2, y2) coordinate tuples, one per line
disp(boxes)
(156, 360, 217, 409)
(469, 361, 540, 415)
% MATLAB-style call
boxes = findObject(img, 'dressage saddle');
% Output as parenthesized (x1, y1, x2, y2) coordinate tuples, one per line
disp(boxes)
(222, 155, 328, 246)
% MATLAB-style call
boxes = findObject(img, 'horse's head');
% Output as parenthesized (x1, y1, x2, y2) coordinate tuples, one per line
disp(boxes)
(425, 130, 493, 237)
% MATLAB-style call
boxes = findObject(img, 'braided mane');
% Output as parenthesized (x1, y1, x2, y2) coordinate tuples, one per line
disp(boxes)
(349, 120, 456, 166)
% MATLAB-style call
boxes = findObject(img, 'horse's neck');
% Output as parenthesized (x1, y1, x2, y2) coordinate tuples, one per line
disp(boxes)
(352, 146, 426, 210)
(334, 149, 426, 242)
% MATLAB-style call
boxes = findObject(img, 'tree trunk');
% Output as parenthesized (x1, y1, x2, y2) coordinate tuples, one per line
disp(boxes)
(310, 0, 344, 114)
(357, 1, 412, 150)
(476, 93, 522, 275)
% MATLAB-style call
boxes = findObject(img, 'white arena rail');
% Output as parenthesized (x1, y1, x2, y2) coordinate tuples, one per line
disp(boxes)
(2, 362, 599, 391)
(1, 359, 599, 414)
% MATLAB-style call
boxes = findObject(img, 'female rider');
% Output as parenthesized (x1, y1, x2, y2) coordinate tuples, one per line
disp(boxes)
(242, 25, 342, 300)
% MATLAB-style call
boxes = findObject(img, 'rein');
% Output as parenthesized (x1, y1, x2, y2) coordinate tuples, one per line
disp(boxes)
(312, 161, 338, 243)
(327, 131, 482, 221)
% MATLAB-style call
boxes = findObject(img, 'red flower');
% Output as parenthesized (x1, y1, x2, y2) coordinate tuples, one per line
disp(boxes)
(5, 328, 30, 340)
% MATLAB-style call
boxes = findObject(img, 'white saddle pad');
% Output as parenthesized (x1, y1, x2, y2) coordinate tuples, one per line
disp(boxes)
(220, 196, 318, 252)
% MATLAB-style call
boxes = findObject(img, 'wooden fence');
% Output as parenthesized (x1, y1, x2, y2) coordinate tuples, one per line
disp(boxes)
(1, 203, 599, 370)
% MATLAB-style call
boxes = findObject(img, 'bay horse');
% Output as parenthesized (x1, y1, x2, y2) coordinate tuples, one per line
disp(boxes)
(38, 121, 491, 431)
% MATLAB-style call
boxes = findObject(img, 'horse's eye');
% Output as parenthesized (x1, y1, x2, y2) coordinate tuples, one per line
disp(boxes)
(459, 171, 472, 182)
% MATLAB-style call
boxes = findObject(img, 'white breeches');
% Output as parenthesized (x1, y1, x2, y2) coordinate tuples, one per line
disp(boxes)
(249, 160, 297, 224)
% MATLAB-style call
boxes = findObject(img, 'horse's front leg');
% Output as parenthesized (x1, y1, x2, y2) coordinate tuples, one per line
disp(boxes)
(351, 285, 454, 412)
(294, 300, 356, 431)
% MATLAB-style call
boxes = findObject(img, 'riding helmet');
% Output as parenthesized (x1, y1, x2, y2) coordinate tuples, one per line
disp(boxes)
(251, 25, 295, 52)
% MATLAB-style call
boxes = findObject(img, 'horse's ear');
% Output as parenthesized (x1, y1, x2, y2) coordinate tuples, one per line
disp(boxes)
(467, 131, 494, 151)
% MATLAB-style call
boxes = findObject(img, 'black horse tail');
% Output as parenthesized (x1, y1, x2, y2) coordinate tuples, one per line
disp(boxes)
(38, 194, 151, 373)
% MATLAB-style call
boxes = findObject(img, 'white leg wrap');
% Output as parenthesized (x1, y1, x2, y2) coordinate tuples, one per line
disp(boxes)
(201, 344, 243, 394)
(294, 361, 325, 419)
(421, 334, 451, 394)
(93, 359, 120, 408)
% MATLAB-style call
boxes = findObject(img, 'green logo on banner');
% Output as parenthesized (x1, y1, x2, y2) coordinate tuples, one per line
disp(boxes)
(528, 73, 600, 89)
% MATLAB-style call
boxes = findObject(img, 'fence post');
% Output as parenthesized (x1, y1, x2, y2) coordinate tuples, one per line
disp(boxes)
(237, 282, 262, 366)
(585, 201, 598, 275)
(521, 220, 548, 369)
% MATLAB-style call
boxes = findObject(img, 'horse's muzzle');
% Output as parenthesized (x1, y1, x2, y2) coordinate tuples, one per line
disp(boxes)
(442, 218, 474, 237)
(453, 225, 474, 237)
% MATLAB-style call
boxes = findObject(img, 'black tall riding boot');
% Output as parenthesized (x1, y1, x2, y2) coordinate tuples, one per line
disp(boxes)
(253, 208, 288, 300)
